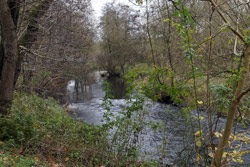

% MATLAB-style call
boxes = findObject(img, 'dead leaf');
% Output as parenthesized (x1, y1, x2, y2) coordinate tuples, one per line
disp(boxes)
(34, 157, 40, 161)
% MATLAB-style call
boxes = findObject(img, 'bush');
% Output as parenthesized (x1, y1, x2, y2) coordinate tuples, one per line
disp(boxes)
(0, 92, 142, 166)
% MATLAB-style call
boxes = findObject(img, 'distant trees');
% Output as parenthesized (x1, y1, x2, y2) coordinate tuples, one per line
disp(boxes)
(98, 2, 146, 76)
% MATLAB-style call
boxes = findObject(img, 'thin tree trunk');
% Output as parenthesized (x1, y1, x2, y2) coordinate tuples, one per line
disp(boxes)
(0, 1, 19, 115)
(207, 2, 214, 153)
(211, 44, 250, 166)
(146, 0, 156, 66)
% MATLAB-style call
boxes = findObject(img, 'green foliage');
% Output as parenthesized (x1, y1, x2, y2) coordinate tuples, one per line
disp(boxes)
(136, 0, 143, 4)
(0, 92, 143, 166)
(102, 81, 146, 160)
(210, 84, 232, 113)
(0, 153, 47, 167)
(125, 64, 186, 104)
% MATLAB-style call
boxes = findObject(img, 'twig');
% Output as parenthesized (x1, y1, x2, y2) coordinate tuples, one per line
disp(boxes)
(208, 0, 244, 42)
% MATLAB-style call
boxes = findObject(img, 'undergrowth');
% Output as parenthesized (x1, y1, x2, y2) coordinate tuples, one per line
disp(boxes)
(0, 92, 145, 167)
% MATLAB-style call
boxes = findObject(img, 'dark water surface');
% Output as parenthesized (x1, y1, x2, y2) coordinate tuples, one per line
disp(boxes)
(65, 71, 250, 166)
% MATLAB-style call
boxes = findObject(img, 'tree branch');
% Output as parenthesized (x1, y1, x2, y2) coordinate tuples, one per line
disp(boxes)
(236, 85, 250, 102)
(208, 0, 245, 42)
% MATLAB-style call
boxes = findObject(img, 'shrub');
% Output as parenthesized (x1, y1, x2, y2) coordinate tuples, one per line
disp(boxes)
(0, 92, 142, 166)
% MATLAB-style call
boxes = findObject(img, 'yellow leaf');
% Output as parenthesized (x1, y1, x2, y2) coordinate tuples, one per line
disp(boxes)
(197, 100, 203, 104)
(196, 154, 202, 161)
(208, 152, 214, 158)
(0, 141, 3, 145)
(214, 132, 221, 138)
(194, 130, 202, 136)
(65, 157, 69, 162)
(238, 158, 244, 163)
(196, 141, 201, 147)
(163, 18, 170, 22)
(243, 29, 249, 35)
(198, 116, 204, 120)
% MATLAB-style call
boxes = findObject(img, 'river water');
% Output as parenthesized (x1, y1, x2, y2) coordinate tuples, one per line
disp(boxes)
(65, 71, 250, 166)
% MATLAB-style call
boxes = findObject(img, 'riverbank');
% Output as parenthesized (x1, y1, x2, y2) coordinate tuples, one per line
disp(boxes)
(0, 92, 146, 167)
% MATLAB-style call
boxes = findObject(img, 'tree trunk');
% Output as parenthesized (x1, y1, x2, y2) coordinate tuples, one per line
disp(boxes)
(211, 44, 250, 167)
(0, 1, 19, 115)
(0, 42, 4, 80)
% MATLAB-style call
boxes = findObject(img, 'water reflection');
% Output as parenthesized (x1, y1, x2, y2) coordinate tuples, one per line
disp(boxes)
(65, 72, 127, 103)
(106, 77, 127, 99)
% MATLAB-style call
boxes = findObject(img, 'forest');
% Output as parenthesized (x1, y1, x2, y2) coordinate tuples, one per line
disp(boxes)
(0, 0, 250, 166)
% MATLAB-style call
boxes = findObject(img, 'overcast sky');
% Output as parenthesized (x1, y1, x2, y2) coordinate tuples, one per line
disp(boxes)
(91, 0, 142, 20)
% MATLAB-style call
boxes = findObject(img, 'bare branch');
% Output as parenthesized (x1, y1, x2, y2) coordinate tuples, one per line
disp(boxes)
(208, 0, 245, 42)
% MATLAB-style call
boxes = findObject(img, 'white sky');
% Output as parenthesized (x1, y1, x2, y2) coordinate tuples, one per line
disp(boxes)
(91, 0, 142, 20)
(91, 0, 144, 39)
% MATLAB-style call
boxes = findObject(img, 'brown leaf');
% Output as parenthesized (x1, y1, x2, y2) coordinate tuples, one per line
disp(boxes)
(34, 157, 40, 161)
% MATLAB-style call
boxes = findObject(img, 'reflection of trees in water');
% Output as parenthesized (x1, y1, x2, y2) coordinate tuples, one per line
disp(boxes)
(67, 74, 127, 103)
(107, 77, 127, 99)
(75, 76, 95, 94)
(73, 74, 96, 102)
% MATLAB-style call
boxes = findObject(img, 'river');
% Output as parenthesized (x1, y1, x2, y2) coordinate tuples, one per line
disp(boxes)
(65, 71, 250, 166)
